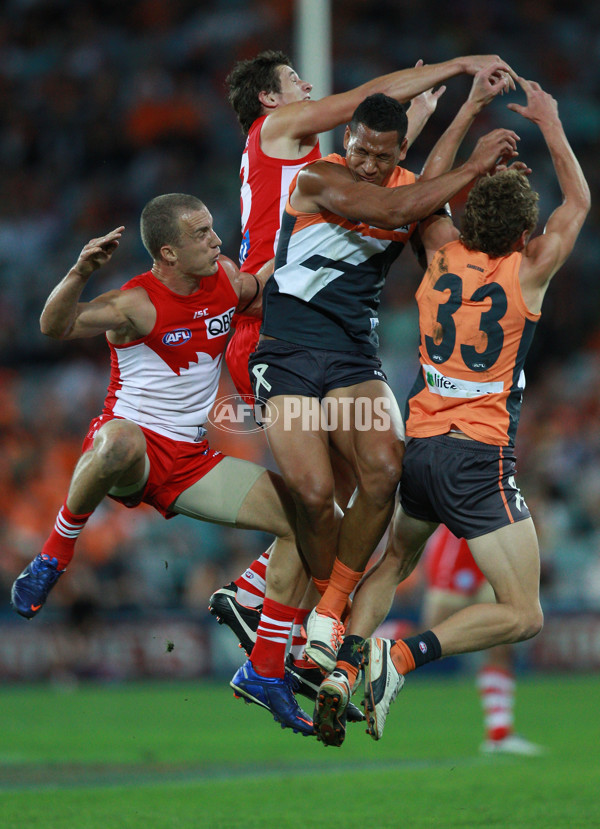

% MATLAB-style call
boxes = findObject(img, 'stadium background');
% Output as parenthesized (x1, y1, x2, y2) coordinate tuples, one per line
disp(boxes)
(0, 0, 599, 686)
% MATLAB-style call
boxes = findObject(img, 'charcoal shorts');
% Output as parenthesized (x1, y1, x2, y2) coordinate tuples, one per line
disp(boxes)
(400, 434, 531, 540)
(248, 339, 387, 400)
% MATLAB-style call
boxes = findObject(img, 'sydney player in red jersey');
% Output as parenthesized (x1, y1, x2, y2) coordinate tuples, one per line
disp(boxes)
(211, 49, 516, 670)
(329, 76, 590, 742)
(10, 193, 317, 735)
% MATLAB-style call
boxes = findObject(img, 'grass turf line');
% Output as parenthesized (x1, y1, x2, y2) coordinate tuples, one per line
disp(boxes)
(0, 675, 598, 828)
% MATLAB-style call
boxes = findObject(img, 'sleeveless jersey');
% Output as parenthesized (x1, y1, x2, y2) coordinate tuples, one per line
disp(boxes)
(238, 114, 321, 276)
(103, 264, 238, 443)
(261, 154, 417, 355)
(405, 239, 540, 446)
(226, 117, 320, 394)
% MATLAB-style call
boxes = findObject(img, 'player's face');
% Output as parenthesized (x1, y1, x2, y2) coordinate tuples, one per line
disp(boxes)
(344, 123, 403, 187)
(274, 64, 312, 105)
(175, 208, 222, 276)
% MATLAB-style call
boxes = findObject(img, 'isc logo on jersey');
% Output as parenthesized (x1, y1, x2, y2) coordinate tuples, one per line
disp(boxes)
(205, 307, 235, 339)
(163, 329, 192, 346)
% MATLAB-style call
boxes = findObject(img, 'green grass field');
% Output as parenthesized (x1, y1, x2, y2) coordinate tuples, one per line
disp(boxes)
(1, 674, 598, 828)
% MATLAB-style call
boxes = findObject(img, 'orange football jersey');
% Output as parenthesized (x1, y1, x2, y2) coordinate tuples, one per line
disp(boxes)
(406, 239, 541, 446)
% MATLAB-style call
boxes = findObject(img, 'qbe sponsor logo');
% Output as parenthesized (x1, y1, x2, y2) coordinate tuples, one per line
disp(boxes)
(205, 307, 236, 339)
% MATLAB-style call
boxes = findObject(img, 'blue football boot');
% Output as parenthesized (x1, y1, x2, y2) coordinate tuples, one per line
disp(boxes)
(230, 659, 315, 736)
(11, 554, 65, 619)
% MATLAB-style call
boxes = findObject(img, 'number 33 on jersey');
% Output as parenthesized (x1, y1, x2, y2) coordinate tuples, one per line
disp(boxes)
(406, 239, 541, 446)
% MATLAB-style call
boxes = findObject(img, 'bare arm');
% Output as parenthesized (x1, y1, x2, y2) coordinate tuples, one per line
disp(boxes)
(404, 80, 447, 149)
(39, 226, 142, 340)
(221, 255, 274, 317)
(414, 65, 514, 261)
(510, 78, 591, 305)
(293, 128, 519, 231)
(262, 55, 516, 145)
(420, 64, 512, 180)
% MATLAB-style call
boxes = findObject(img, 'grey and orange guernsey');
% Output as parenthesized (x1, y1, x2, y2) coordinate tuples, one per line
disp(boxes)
(261, 154, 418, 355)
(405, 238, 541, 446)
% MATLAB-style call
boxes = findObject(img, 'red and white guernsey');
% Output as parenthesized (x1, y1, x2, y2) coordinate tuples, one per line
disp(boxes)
(226, 115, 321, 399)
(103, 264, 238, 443)
(238, 114, 321, 275)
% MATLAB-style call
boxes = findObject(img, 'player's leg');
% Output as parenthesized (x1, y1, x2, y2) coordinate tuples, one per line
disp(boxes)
(422, 570, 522, 753)
(305, 381, 404, 672)
(218, 318, 273, 609)
(262, 395, 341, 581)
(363, 518, 542, 741)
(172, 458, 316, 734)
(431, 519, 543, 655)
(328, 380, 405, 575)
(344, 437, 543, 741)
(175, 458, 306, 656)
(313, 505, 435, 745)
(477, 639, 544, 755)
(475, 627, 519, 752)
(425, 576, 544, 755)
(11, 417, 148, 619)
(210, 425, 357, 660)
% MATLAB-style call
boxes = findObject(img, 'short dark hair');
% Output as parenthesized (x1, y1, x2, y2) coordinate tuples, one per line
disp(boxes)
(140, 193, 205, 260)
(460, 171, 539, 258)
(349, 93, 408, 146)
(226, 50, 292, 134)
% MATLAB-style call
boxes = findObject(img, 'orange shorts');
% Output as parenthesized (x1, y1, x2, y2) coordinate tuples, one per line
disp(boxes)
(225, 316, 261, 403)
(82, 415, 225, 518)
(424, 524, 487, 596)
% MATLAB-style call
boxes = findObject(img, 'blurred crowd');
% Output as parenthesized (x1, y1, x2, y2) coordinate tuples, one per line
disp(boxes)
(1, 0, 599, 625)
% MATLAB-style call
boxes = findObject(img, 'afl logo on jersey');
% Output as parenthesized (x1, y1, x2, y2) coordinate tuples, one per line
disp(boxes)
(205, 307, 235, 339)
(162, 328, 192, 346)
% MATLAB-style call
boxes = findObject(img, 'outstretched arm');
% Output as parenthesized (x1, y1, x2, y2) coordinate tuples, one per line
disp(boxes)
(294, 128, 519, 231)
(416, 64, 514, 259)
(40, 226, 136, 339)
(511, 77, 591, 294)
(420, 64, 512, 180)
(263, 55, 516, 143)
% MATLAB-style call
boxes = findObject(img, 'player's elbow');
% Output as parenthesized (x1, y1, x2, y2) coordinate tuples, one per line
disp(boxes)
(571, 180, 591, 219)
(40, 318, 59, 339)
(40, 315, 69, 340)
(580, 189, 592, 217)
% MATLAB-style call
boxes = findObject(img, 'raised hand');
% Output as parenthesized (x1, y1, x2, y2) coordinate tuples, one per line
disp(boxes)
(469, 128, 520, 176)
(73, 226, 125, 279)
(463, 55, 517, 91)
(468, 63, 514, 108)
(507, 77, 559, 126)
(408, 59, 447, 118)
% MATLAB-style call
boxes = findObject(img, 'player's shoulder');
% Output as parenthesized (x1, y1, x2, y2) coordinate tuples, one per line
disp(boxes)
(111, 284, 153, 321)
(218, 254, 238, 276)
(217, 255, 242, 292)
(299, 154, 346, 178)
(389, 165, 417, 186)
